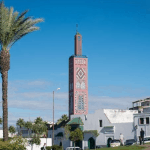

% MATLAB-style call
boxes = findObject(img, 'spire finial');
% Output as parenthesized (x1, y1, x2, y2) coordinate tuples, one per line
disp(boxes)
(76, 24, 78, 33)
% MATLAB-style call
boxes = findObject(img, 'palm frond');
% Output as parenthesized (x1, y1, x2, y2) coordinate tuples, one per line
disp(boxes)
(0, 1, 43, 50)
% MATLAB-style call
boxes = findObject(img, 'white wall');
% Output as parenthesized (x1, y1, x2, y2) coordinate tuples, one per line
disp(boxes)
(0, 130, 3, 138)
(0, 129, 14, 138)
(103, 109, 138, 123)
(134, 113, 150, 142)
(26, 138, 52, 150)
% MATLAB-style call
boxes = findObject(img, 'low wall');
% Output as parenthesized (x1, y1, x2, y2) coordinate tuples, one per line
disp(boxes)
(26, 138, 52, 150)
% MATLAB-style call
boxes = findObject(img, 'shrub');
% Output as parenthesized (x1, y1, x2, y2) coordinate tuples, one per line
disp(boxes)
(46, 146, 52, 150)
(44, 145, 63, 150)
(41, 147, 44, 150)
(0, 136, 27, 150)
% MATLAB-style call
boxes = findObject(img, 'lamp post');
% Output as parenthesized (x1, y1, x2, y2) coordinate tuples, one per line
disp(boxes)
(52, 88, 60, 146)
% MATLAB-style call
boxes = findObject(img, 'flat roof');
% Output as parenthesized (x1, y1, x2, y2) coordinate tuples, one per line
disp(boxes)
(69, 55, 88, 59)
(132, 97, 150, 103)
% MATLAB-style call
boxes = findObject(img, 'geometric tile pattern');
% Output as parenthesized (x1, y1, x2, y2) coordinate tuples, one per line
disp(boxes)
(78, 95, 84, 110)
(75, 91, 87, 113)
(76, 81, 80, 89)
(76, 68, 86, 80)
(81, 81, 85, 89)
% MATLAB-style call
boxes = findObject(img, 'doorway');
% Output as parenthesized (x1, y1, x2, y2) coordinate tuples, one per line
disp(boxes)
(107, 138, 112, 147)
(88, 137, 95, 149)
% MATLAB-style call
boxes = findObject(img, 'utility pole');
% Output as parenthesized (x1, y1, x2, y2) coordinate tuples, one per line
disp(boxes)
(53, 91, 54, 146)
(52, 88, 60, 146)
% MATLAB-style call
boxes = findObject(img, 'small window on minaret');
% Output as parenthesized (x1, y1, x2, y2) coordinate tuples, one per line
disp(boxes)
(78, 36, 80, 41)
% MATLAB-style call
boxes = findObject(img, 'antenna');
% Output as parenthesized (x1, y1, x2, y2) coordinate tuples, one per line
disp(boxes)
(76, 24, 78, 33)
(29, 113, 30, 121)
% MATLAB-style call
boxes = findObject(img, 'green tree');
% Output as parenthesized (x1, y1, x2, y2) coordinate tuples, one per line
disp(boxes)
(57, 114, 69, 125)
(25, 121, 32, 137)
(16, 118, 25, 135)
(29, 117, 47, 150)
(70, 128, 83, 149)
(0, 1, 43, 141)
(34, 117, 43, 124)
(64, 125, 71, 140)
(43, 121, 48, 137)
(8, 125, 16, 137)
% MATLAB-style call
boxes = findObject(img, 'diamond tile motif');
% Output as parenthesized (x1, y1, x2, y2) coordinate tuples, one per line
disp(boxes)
(77, 68, 85, 79)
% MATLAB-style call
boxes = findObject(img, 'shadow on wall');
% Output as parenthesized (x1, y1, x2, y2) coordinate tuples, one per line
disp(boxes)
(100, 128, 105, 134)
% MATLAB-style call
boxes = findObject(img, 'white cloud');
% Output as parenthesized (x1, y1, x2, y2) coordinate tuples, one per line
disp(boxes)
(88, 95, 147, 111)
(0, 80, 149, 126)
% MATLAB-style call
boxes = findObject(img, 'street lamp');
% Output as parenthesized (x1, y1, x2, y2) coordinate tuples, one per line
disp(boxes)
(52, 88, 60, 146)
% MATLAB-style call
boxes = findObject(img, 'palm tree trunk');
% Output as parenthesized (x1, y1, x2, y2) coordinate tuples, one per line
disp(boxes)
(2, 71, 8, 141)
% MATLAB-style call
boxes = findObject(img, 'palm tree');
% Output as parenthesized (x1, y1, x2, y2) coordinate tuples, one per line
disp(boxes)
(0, 1, 43, 141)
(34, 117, 43, 124)
(57, 114, 69, 125)
(8, 125, 16, 137)
(16, 118, 25, 135)
(25, 121, 32, 137)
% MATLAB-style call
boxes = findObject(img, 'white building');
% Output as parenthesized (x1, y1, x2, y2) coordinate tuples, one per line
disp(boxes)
(18, 121, 54, 138)
(49, 109, 138, 149)
(0, 127, 15, 138)
(132, 98, 150, 142)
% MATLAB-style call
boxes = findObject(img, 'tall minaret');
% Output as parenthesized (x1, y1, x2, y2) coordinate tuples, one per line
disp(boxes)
(69, 31, 88, 118)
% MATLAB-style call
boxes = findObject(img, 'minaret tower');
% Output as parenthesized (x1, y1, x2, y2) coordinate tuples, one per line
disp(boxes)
(69, 29, 88, 117)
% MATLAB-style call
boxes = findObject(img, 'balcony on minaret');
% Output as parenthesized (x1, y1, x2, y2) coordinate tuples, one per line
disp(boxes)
(74, 32, 82, 56)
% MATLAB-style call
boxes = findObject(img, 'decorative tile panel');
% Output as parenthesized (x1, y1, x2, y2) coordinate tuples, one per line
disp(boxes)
(76, 68, 86, 80)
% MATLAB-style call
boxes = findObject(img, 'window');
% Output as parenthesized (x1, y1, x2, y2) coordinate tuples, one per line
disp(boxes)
(139, 118, 144, 124)
(146, 117, 149, 124)
(104, 127, 114, 134)
(99, 120, 102, 127)
(85, 115, 87, 120)
(22, 130, 28, 134)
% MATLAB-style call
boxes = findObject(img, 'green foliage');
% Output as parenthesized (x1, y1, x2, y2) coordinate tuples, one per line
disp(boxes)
(16, 118, 25, 128)
(45, 146, 52, 150)
(8, 125, 16, 134)
(56, 114, 69, 125)
(70, 128, 83, 143)
(25, 121, 32, 137)
(32, 122, 47, 135)
(29, 135, 41, 145)
(0, 135, 27, 150)
(34, 117, 43, 124)
(43, 145, 63, 150)
(29, 117, 47, 146)
(84, 130, 99, 137)
(25, 121, 32, 130)
(64, 125, 71, 140)
(0, 1, 44, 50)
(16, 118, 25, 135)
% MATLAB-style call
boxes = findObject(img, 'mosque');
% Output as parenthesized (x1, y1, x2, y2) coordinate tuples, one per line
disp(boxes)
(48, 31, 150, 149)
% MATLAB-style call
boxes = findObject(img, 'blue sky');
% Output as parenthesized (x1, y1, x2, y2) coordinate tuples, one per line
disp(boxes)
(0, 0, 150, 126)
